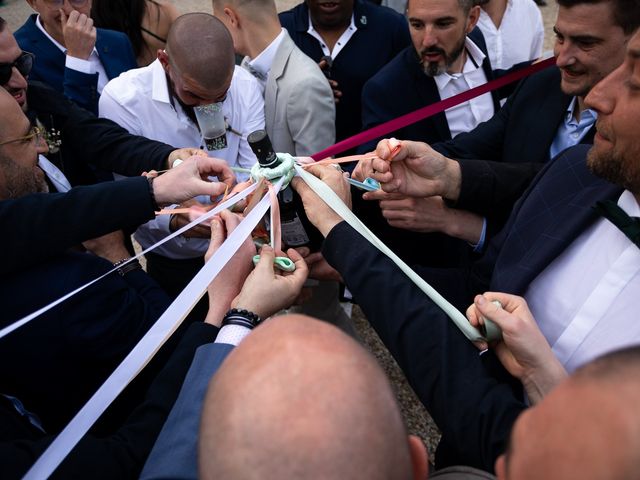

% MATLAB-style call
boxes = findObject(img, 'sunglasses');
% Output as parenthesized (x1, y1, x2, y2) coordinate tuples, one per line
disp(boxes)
(0, 126, 45, 147)
(0, 52, 35, 85)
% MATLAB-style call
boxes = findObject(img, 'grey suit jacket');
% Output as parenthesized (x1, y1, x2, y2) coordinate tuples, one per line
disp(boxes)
(139, 342, 234, 480)
(264, 32, 336, 156)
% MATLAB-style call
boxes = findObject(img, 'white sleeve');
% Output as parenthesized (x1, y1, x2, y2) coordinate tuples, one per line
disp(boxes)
(98, 81, 143, 136)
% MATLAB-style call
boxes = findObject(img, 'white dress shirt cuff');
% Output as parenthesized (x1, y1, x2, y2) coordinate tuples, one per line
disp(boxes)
(215, 324, 251, 346)
(65, 55, 95, 74)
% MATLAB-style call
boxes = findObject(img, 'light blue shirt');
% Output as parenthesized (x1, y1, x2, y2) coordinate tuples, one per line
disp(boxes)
(549, 97, 597, 159)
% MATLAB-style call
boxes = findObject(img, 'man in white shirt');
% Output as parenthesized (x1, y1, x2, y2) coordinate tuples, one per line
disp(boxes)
(476, 0, 544, 70)
(99, 13, 265, 306)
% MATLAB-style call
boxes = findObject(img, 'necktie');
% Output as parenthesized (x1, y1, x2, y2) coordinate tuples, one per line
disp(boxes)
(594, 200, 640, 248)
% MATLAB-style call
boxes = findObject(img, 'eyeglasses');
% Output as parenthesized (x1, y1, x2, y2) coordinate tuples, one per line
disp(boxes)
(0, 52, 35, 85)
(0, 126, 45, 147)
(43, 0, 89, 8)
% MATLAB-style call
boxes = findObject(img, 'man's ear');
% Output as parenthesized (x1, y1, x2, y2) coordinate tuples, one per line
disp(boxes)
(408, 434, 430, 480)
(495, 454, 507, 479)
(25, 0, 39, 12)
(466, 5, 481, 34)
(223, 6, 240, 28)
(157, 50, 171, 72)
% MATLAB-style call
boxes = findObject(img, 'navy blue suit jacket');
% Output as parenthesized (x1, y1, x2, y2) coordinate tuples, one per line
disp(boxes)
(0, 322, 220, 480)
(436, 67, 596, 223)
(16, 14, 137, 114)
(323, 144, 621, 472)
(0, 177, 171, 432)
(140, 342, 234, 480)
(359, 28, 501, 152)
(280, 0, 410, 147)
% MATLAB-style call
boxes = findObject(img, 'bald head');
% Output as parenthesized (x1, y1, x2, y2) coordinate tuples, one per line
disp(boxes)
(199, 315, 416, 480)
(499, 346, 640, 479)
(165, 13, 235, 91)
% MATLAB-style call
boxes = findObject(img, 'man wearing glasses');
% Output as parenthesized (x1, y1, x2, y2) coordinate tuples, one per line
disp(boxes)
(15, 0, 137, 114)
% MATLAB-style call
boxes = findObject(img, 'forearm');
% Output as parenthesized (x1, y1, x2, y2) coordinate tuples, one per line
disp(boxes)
(0, 177, 155, 275)
(521, 358, 568, 405)
(442, 208, 484, 244)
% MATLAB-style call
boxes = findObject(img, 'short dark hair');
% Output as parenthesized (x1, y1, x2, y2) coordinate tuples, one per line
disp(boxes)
(0, 16, 7, 32)
(557, 0, 640, 35)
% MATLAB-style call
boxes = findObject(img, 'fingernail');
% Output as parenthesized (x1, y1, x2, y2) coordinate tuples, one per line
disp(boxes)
(476, 295, 486, 306)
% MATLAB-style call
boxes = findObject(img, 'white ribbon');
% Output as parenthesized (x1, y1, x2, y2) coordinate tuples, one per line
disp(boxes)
(22, 177, 284, 480)
(0, 182, 259, 341)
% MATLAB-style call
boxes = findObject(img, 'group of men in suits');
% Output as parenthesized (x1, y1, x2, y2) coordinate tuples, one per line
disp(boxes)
(4, 0, 640, 477)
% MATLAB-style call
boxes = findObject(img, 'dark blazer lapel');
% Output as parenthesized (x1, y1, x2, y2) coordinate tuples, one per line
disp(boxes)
(407, 52, 451, 140)
(525, 73, 572, 163)
(95, 30, 116, 79)
(496, 146, 622, 293)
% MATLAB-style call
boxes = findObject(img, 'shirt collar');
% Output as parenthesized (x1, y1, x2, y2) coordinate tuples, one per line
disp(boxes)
(36, 14, 98, 56)
(151, 59, 171, 104)
(433, 37, 486, 91)
(35, 15, 66, 53)
(619, 190, 640, 217)
(247, 28, 286, 78)
(565, 97, 598, 125)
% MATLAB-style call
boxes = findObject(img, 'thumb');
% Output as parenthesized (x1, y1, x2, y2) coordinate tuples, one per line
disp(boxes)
(205, 181, 229, 199)
(209, 216, 225, 249)
(256, 245, 276, 273)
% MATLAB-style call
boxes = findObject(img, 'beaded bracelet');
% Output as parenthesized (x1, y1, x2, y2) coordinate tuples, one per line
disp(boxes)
(222, 308, 262, 329)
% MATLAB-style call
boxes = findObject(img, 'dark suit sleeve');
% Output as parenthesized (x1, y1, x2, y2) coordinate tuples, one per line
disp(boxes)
(322, 222, 525, 471)
(140, 342, 235, 480)
(29, 82, 174, 177)
(63, 68, 100, 115)
(453, 159, 545, 218)
(0, 322, 220, 480)
(0, 176, 155, 275)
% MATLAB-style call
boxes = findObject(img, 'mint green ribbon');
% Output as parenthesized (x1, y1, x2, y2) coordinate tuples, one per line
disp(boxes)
(295, 165, 500, 343)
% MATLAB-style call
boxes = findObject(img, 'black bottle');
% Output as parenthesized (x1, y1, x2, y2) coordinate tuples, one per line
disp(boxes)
(248, 129, 323, 251)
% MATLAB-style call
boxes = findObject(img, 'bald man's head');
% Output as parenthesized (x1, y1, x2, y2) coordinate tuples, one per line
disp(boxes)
(199, 315, 424, 480)
(497, 347, 640, 480)
(160, 13, 235, 105)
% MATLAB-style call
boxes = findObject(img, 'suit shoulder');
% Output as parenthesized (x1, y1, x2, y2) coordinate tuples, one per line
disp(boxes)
(364, 46, 413, 94)
(96, 27, 134, 46)
(14, 15, 40, 44)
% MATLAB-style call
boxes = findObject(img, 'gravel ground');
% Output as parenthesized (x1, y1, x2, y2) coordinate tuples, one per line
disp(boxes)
(0, 0, 558, 461)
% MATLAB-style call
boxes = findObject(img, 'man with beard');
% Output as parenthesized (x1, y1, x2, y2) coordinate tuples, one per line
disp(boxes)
(355, 0, 639, 248)
(295, 24, 640, 472)
(352, 0, 502, 268)
(99, 13, 264, 306)
(1, 16, 203, 191)
(0, 83, 238, 433)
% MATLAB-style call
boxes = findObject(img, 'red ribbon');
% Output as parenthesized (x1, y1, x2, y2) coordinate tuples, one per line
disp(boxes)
(310, 57, 557, 160)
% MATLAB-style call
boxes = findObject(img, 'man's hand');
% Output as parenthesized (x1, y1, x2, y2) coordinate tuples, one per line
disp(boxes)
(369, 139, 462, 200)
(82, 230, 129, 263)
(204, 210, 256, 327)
(466, 293, 568, 404)
(169, 199, 212, 238)
(167, 147, 208, 170)
(295, 247, 343, 282)
(232, 245, 308, 319)
(291, 164, 351, 237)
(61, 10, 96, 60)
(363, 191, 485, 243)
(318, 58, 342, 104)
(153, 155, 235, 206)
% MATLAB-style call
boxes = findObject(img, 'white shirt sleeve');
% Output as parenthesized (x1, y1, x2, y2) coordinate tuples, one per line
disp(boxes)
(98, 82, 144, 136)
(235, 81, 265, 171)
(65, 55, 95, 74)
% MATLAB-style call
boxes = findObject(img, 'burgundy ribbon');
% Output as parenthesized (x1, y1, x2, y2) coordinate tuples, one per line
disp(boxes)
(311, 57, 557, 160)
